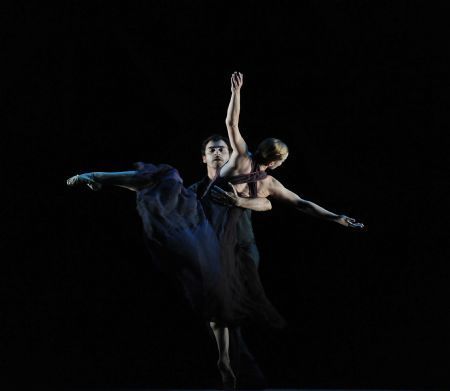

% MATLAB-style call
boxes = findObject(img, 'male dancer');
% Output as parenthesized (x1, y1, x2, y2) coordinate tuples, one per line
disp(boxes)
(189, 134, 269, 388)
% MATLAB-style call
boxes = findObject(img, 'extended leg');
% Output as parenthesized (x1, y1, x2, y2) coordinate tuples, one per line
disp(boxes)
(67, 170, 151, 191)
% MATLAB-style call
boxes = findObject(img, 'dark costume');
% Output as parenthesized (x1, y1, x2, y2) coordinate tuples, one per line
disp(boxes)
(133, 163, 224, 319)
(189, 174, 268, 387)
(85, 162, 281, 388)
(188, 180, 260, 267)
(134, 161, 285, 329)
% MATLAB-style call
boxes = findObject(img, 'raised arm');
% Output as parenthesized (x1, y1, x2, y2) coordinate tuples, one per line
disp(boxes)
(267, 177, 364, 229)
(225, 72, 248, 157)
(66, 171, 150, 192)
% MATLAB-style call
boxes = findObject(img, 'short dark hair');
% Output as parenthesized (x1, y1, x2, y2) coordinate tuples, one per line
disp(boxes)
(200, 134, 232, 155)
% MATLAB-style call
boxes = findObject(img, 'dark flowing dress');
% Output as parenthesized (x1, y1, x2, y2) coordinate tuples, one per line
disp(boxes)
(135, 162, 285, 329)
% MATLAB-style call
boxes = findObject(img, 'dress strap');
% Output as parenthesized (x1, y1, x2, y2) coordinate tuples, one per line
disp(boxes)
(202, 160, 267, 199)
(227, 160, 267, 198)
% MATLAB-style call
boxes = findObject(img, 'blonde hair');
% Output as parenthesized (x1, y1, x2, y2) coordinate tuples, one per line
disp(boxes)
(254, 138, 289, 165)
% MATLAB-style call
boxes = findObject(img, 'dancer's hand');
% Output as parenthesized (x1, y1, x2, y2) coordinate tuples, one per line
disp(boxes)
(66, 173, 102, 191)
(211, 183, 241, 207)
(231, 71, 243, 93)
(336, 215, 365, 230)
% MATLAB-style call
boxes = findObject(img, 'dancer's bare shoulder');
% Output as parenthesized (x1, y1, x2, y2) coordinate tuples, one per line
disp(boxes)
(221, 154, 252, 177)
(256, 175, 279, 198)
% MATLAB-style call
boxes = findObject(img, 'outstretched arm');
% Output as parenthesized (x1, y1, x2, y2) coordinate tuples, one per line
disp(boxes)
(225, 72, 248, 157)
(268, 177, 364, 228)
(66, 171, 150, 192)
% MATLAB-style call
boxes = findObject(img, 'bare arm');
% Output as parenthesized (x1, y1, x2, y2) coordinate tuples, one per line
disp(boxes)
(225, 72, 248, 157)
(210, 185, 272, 212)
(66, 171, 150, 192)
(237, 197, 271, 211)
(268, 177, 364, 228)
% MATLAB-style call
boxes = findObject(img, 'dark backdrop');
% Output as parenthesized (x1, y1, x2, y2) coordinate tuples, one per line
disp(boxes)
(3, 1, 448, 389)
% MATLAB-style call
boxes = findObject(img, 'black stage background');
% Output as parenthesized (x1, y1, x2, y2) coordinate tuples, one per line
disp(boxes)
(3, 1, 449, 389)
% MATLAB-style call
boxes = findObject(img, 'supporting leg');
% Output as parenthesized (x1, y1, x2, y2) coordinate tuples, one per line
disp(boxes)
(210, 321, 236, 390)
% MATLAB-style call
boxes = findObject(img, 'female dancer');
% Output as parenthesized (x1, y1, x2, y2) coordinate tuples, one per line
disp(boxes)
(66, 162, 272, 389)
(201, 71, 364, 388)
(66, 73, 363, 389)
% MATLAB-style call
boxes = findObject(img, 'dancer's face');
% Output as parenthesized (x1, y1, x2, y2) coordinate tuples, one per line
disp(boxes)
(267, 154, 289, 170)
(202, 140, 230, 169)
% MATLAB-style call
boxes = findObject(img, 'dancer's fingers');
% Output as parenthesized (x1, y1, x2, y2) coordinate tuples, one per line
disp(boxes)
(228, 183, 238, 197)
(350, 221, 364, 229)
